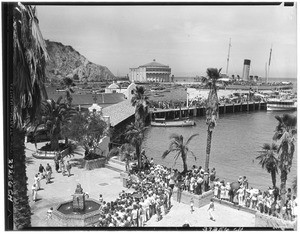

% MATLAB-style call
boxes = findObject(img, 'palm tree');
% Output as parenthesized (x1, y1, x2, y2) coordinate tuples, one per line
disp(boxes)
(162, 134, 199, 173)
(131, 86, 149, 126)
(125, 121, 147, 170)
(273, 114, 297, 207)
(61, 77, 75, 107)
(12, 3, 48, 229)
(119, 143, 135, 161)
(256, 143, 279, 188)
(201, 68, 222, 172)
(40, 97, 77, 151)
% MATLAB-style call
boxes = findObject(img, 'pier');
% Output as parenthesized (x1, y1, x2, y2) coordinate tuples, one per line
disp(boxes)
(149, 101, 267, 120)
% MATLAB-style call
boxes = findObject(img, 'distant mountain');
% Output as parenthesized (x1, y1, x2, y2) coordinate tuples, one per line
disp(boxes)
(45, 40, 115, 82)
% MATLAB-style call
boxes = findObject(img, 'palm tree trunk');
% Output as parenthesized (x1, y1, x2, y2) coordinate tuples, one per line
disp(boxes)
(182, 154, 188, 173)
(136, 144, 141, 170)
(204, 128, 213, 172)
(280, 169, 287, 209)
(271, 170, 276, 188)
(51, 135, 59, 151)
(65, 137, 68, 146)
(13, 126, 31, 229)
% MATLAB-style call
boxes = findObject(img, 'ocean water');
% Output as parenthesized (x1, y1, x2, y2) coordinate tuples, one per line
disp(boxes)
(143, 110, 297, 191)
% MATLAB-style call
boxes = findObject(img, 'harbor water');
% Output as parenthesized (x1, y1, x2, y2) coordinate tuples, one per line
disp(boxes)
(143, 110, 297, 191)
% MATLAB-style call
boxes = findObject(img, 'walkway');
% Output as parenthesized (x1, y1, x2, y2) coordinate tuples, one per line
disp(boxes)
(25, 141, 256, 227)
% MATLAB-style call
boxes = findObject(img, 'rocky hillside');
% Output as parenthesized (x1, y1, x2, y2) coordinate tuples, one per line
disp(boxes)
(45, 40, 115, 82)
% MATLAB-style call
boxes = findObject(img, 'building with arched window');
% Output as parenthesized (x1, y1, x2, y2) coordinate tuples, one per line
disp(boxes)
(129, 59, 171, 83)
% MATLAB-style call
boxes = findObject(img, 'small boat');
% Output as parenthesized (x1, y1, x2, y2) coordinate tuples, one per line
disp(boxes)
(267, 98, 297, 111)
(151, 117, 195, 127)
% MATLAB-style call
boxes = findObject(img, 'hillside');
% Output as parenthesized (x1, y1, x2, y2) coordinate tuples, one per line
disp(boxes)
(45, 40, 115, 82)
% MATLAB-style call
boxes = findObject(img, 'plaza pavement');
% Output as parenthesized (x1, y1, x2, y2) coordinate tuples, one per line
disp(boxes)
(25, 141, 255, 228)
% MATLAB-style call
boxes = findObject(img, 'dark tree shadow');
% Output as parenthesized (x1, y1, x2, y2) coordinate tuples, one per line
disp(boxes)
(25, 156, 35, 165)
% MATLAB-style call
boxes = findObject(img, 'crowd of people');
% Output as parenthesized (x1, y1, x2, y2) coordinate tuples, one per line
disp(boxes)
(31, 156, 72, 202)
(178, 166, 217, 194)
(95, 164, 173, 227)
(37, 153, 296, 226)
(212, 176, 297, 221)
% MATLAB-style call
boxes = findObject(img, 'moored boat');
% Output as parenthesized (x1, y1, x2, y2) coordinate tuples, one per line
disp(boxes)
(267, 98, 297, 111)
(151, 117, 195, 127)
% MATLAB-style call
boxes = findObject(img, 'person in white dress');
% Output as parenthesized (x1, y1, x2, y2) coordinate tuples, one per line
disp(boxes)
(33, 174, 40, 190)
(207, 199, 215, 221)
(32, 183, 38, 202)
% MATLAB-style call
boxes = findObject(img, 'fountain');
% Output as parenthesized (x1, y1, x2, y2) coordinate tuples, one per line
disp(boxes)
(52, 184, 101, 226)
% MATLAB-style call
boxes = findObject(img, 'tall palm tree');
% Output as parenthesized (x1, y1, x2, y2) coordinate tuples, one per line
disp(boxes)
(162, 134, 199, 173)
(256, 143, 279, 188)
(40, 97, 77, 151)
(131, 86, 149, 126)
(125, 121, 147, 170)
(273, 114, 297, 207)
(12, 3, 48, 229)
(201, 68, 222, 172)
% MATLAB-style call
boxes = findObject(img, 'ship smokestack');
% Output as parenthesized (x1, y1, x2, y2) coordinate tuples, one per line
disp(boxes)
(242, 59, 251, 81)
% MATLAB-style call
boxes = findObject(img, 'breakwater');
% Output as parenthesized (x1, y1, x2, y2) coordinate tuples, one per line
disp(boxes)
(150, 101, 266, 120)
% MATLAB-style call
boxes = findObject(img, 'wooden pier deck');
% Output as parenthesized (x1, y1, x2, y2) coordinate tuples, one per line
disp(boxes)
(150, 101, 267, 120)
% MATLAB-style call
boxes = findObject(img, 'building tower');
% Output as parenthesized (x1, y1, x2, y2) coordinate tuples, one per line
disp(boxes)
(242, 59, 251, 81)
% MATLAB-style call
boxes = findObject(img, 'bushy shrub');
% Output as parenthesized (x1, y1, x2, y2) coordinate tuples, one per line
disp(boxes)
(84, 152, 105, 161)
(39, 143, 68, 151)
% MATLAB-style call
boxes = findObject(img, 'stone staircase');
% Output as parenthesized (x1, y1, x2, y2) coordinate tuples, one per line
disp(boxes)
(105, 160, 125, 173)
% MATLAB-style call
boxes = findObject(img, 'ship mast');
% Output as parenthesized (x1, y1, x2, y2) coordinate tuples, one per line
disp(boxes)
(265, 62, 268, 83)
(226, 38, 232, 76)
(266, 45, 272, 83)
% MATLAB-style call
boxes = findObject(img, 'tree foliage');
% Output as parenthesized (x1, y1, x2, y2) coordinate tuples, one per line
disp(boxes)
(65, 111, 108, 156)
(12, 3, 48, 229)
(125, 121, 147, 169)
(131, 86, 149, 125)
(39, 97, 77, 150)
(256, 143, 279, 187)
(162, 133, 199, 173)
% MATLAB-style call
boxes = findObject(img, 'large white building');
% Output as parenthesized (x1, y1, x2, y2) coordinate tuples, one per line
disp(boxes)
(129, 59, 171, 82)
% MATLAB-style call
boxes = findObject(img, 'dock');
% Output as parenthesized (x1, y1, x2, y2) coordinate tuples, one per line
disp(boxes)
(149, 101, 267, 119)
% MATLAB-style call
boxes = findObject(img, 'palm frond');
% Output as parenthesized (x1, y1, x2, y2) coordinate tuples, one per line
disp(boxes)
(162, 150, 171, 159)
(185, 133, 199, 145)
(189, 150, 197, 161)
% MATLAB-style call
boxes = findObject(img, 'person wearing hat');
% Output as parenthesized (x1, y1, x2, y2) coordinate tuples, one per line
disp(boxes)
(238, 176, 243, 185)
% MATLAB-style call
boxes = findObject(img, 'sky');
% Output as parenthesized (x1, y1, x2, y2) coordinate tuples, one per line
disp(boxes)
(36, 3, 297, 78)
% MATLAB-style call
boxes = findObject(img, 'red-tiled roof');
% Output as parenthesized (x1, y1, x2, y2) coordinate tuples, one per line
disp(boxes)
(102, 100, 135, 127)
(47, 92, 126, 106)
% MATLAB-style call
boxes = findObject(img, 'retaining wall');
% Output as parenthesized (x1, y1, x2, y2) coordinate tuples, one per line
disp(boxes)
(211, 198, 257, 214)
(32, 147, 69, 160)
(172, 187, 214, 208)
(84, 158, 106, 170)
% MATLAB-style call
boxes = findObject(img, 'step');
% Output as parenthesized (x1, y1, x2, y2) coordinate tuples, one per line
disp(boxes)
(105, 161, 125, 173)
(109, 157, 125, 166)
